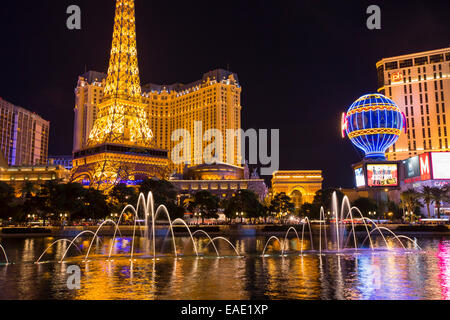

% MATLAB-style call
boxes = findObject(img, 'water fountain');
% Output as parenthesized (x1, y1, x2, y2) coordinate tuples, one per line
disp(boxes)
(25, 191, 421, 266)
(261, 193, 419, 256)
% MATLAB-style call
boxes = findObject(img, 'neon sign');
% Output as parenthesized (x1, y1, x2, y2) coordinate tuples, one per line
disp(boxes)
(341, 112, 348, 138)
(420, 153, 432, 181)
(391, 72, 403, 82)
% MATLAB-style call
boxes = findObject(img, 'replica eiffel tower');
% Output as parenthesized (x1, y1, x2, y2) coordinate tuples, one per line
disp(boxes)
(71, 0, 169, 190)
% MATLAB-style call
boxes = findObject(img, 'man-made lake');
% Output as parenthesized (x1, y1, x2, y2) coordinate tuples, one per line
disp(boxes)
(0, 235, 449, 300)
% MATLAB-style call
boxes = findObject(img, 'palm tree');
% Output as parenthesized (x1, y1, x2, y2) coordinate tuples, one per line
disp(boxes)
(431, 186, 450, 219)
(20, 181, 38, 199)
(188, 191, 220, 224)
(400, 189, 422, 222)
(420, 186, 434, 218)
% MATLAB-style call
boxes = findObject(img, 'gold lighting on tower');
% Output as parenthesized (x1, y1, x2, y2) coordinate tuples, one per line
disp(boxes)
(71, 0, 168, 190)
(88, 0, 153, 146)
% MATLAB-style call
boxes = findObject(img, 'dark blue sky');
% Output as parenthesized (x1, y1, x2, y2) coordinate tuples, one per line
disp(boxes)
(0, 0, 449, 188)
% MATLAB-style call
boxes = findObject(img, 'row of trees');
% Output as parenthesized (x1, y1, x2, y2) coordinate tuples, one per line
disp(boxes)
(297, 186, 450, 221)
(401, 186, 449, 219)
(185, 190, 297, 223)
(0, 179, 187, 224)
(1, 178, 447, 225)
(0, 180, 109, 223)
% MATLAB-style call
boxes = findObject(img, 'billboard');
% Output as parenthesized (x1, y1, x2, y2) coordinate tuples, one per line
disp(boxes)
(420, 153, 432, 181)
(404, 156, 420, 179)
(367, 164, 398, 187)
(431, 152, 450, 180)
(354, 167, 366, 188)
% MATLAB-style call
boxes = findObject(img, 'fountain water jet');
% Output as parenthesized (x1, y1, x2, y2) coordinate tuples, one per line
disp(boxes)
(192, 230, 220, 257)
(206, 237, 240, 257)
(361, 227, 419, 249)
(36, 239, 83, 264)
(0, 243, 9, 265)
(281, 227, 301, 255)
(171, 219, 198, 257)
(151, 205, 177, 258)
(84, 219, 122, 262)
(60, 230, 97, 263)
(301, 217, 314, 253)
(262, 236, 284, 256)
(319, 207, 328, 253)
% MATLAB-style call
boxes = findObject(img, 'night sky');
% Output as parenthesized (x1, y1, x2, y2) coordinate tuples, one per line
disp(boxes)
(0, 0, 449, 188)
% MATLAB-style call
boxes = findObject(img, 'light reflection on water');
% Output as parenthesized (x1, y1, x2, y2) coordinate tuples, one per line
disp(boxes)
(0, 236, 449, 300)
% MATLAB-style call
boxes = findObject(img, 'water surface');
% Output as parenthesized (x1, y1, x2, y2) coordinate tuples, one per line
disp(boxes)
(0, 235, 449, 300)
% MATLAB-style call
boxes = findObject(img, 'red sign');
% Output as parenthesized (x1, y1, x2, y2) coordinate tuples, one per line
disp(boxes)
(341, 113, 348, 138)
(420, 153, 432, 181)
(392, 72, 403, 82)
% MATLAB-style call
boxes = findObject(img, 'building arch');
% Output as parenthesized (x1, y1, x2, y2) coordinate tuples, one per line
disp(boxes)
(289, 186, 306, 209)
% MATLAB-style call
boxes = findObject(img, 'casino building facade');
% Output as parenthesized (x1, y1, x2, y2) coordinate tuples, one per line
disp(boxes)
(73, 69, 242, 174)
(347, 151, 450, 217)
(0, 153, 70, 193)
(376, 47, 450, 161)
(170, 163, 268, 202)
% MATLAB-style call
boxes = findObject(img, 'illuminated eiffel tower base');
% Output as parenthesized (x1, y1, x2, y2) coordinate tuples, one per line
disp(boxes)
(71, 0, 169, 190)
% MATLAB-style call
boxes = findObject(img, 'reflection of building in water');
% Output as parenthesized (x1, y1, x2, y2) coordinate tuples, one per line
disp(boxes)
(170, 163, 268, 201)
(271, 170, 323, 208)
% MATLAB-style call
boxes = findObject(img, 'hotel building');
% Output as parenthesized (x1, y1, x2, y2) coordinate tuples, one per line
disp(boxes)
(170, 162, 268, 202)
(48, 155, 73, 170)
(0, 97, 49, 166)
(376, 47, 450, 161)
(73, 69, 242, 173)
(73, 71, 107, 152)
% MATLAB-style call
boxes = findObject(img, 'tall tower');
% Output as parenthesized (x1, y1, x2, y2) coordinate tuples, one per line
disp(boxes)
(87, 0, 152, 147)
(71, 0, 169, 190)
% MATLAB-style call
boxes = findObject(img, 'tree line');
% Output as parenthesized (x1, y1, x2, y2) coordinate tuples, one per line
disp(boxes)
(0, 179, 448, 225)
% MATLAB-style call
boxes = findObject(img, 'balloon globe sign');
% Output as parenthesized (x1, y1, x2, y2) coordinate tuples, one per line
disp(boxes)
(342, 94, 406, 160)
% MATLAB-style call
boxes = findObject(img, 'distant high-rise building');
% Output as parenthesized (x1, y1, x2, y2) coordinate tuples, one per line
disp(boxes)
(73, 69, 242, 172)
(376, 47, 450, 160)
(48, 155, 73, 170)
(73, 71, 106, 152)
(0, 97, 49, 166)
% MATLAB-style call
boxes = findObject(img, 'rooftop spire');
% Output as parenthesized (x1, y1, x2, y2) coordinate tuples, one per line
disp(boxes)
(86, 0, 153, 147)
(103, 0, 141, 100)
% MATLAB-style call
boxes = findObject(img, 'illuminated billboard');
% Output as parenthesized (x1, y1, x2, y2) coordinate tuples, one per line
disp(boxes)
(404, 156, 420, 178)
(354, 167, 366, 188)
(367, 164, 398, 187)
(420, 153, 432, 181)
(431, 152, 450, 180)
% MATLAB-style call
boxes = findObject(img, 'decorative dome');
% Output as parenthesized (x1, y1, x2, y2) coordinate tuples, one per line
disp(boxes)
(342, 93, 406, 160)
